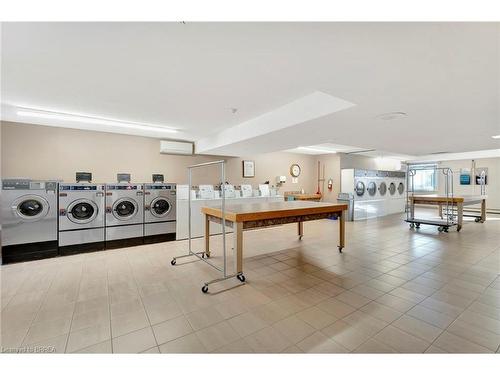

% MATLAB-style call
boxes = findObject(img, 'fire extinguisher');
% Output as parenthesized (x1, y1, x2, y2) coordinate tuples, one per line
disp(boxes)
(328, 178, 333, 191)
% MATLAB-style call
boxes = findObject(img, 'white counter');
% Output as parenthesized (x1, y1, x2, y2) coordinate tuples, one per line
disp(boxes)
(176, 195, 284, 240)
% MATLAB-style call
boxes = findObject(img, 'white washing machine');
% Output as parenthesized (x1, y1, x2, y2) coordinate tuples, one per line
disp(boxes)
(1, 179, 58, 263)
(58, 183, 105, 255)
(341, 169, 404, 220)
(105, 183, 144, 248)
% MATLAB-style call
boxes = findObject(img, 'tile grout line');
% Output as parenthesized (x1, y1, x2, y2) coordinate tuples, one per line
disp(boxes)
(63, 261, 85, 353)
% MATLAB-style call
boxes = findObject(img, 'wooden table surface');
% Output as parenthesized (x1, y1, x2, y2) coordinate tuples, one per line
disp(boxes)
(201, 200, 347, 222)
(410, 194, 487, 204)
(285, 193, 322, 201)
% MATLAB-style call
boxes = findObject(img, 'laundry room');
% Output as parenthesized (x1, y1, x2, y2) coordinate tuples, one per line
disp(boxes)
(1, 12, 500, 370)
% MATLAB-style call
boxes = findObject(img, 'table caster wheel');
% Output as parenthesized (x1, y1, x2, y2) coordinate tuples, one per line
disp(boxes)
(338, 246, 343, 253)
(299, 235, 303, 240)
(201, 253, 205, 258)
(237, 274, 246, 282)
(171, 259, 176, 265)
(201, 285, 208, 293)
(206, 253, 210, 258)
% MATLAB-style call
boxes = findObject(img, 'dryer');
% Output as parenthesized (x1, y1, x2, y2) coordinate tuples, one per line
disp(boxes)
(143, 182, 176, 243)
(58, 183, 105, 254)
(105, 183, 144, 248)
(1, 179, 58, 263)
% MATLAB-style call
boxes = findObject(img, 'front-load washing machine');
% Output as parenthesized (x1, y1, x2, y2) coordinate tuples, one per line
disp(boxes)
(1, 179, 58, 263)
(143, 182, 176, 243)
(105, 183, 144, 248)
(58, 183, 105, 255)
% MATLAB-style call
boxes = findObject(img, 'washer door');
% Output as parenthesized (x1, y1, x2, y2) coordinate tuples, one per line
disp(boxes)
(12, 194, 49, 222)
(150, 197, 172, 218)
(68, 199, 98, 224)
(113, 198, 138, 221)
(354, 181, 365, 197)
(389, 182, 396, 195)
(367, 182, 377, 196)
(398, 182, 405, 195)
(379, 182, 387, 196)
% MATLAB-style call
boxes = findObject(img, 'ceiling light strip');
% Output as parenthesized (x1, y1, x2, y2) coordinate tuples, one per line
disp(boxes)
(16, 108, 178, 134)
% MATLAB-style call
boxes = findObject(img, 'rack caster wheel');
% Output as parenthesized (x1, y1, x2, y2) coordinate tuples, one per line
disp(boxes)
(438, 226, 443, 232)
(299, 235, 303, 240)
(237, 274, 246, 283)
(475, 218, 481, 223)
(409, 223, 415, 229)
(338, 246, 343, 253)
(171, 259, 176, 265)
(201, 285, 208, 293)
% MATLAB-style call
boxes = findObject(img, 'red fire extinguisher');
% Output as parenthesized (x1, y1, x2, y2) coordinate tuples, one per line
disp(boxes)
(328, 178, 333, 191)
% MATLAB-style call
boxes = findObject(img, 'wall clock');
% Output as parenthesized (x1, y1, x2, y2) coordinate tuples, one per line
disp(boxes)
(290, 163, 301, 177)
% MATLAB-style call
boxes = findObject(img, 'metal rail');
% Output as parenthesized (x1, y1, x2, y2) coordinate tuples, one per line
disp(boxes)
(170, 160, 243, 293)
(406, 165, 456, 232)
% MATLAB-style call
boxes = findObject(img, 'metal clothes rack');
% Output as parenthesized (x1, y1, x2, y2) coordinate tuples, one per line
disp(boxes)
(405, 166, 456, 232)
(170, 160, 242, 293)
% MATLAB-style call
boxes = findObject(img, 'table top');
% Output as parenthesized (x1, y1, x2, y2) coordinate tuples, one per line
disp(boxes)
(285, 193, 322, 200)
(410, 194, 487, 203)
(201, 200, 347, 222)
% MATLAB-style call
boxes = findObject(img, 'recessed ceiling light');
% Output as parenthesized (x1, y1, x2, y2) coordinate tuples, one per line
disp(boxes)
(298, 146, 337, 154)
(492, 135, 500, 139)
(16, 108, 178, 134)
(375, 112, 408, 121)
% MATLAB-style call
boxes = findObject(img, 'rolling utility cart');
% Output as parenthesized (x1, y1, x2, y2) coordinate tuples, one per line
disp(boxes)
(405, 166, 457, 232)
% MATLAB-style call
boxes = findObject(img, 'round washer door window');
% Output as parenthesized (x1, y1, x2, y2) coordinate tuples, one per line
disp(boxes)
(113, 198, 138, 220)
(398, 182, 405, 195)
(354, 181, 365, 197)
(367, 182, 377, 196)
(379, 182, 387, 196)
(68, 199, 98, 224)
(150, 197, 171, 218)
(12, 195, 49, 221)
(389, 182, 396, 195)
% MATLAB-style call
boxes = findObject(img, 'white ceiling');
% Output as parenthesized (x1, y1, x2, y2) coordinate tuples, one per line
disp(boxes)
(1, 22, 499, 157)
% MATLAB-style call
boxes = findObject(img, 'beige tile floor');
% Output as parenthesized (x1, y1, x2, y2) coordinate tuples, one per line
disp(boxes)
(1, 210, 500, 354)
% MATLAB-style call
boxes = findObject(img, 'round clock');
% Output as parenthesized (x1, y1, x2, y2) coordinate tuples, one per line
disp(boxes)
(290, 164, 301, 177)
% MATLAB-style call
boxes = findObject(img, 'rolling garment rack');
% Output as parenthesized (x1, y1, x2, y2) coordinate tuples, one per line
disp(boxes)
(406, 166, 457, 232)
(170, 160, 245, 293)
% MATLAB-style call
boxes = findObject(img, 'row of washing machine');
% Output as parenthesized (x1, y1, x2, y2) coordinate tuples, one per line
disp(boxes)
(1, 178, 176, 264)
(341, 169, 406, 220)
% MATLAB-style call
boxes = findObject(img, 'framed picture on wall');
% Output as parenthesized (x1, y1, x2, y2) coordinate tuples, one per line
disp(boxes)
(242, 160, 255, 178)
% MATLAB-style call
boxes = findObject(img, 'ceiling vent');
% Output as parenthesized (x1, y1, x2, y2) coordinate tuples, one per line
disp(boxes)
(160, 140, 193, 155)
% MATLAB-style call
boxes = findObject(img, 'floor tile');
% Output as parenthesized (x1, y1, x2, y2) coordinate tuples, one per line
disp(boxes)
(433, 331, 492, 353)
(374, 325, 430, 353)
(66, 323, 111, 353)
(159, 332, 207, 353)
(296, 306, 338, 330)
(296, 331, 348, 353)
(273, 315, 316, 344)
(152, 316, 193, 345)
(392, 314, 443, 342)
(112, 327, 157, 353)
(244, 326, 291, 353)
(228, 311, 269, 337)
(321, 320, 374, 351)
(195, 321, 240, 352)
